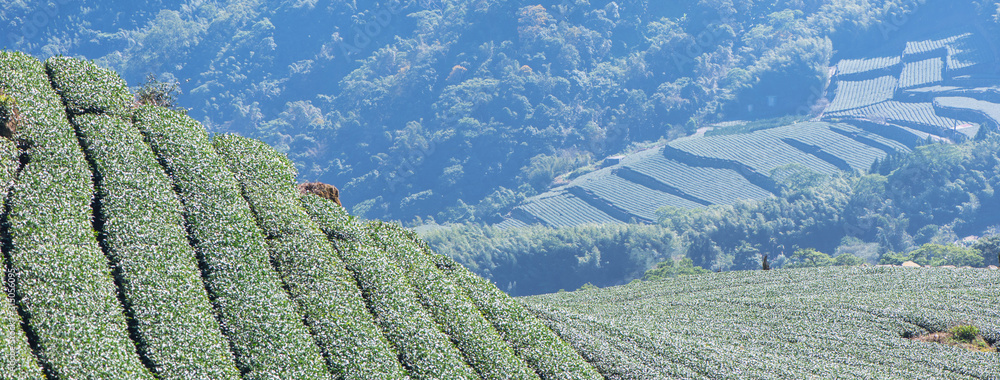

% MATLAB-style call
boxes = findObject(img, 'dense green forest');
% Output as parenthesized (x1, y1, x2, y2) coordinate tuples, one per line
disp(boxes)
(0, 0, 964, 223)
(427, 137, 1000, 295)
(8, 0, 1000, 296)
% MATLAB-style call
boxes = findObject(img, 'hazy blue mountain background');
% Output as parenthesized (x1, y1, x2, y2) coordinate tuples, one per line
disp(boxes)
(5, 0, 1000, 295)
(1, 0, 941, 221)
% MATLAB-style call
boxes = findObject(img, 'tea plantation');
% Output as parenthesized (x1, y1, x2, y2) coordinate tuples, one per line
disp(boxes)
(0, 52, 601, 380)
(0, 49, 996, 380)
(506, 122, 910, 227)
(502, 30, 1000, 228)
(524, 266, 1000, 379)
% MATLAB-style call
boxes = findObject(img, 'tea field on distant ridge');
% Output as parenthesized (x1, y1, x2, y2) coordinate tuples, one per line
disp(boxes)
(501, 29, 1000, 229)
(524, 266, 1000, 379)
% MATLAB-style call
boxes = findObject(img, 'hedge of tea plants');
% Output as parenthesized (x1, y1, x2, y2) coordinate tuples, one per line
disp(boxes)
(132, 105, 330, 380)
(0, 134, 43, 379)
(364, 221, 540, 380)
(301, 194, 603, 380)
(68, 112, 240, 379)
(212, 133, 406, 380)
(429, 254, 605, 380)
(300, 198, 479, 380)
(45, 57, 133, 117)
(0, 51, 154, 379)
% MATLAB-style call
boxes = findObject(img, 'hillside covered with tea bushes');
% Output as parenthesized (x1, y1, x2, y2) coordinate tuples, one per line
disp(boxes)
(524, 266, 1000, 379)
(0, 52, 600, 380)
(0, 51, 995, 380)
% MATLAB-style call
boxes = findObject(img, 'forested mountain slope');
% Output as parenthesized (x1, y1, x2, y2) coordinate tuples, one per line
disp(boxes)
(418, 18, 1000, 296)
(0, 0, 950, 223)
(0, 53, 599, 380)
(502, 27, 1000, 228)
(427, 132, 1000, 296)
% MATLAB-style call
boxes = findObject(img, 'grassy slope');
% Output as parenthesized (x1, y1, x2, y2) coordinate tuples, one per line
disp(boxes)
(523, 267, 1000, 380)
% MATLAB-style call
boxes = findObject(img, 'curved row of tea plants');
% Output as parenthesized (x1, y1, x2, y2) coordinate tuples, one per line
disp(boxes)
(365, 221, 540, 380)
(301, 194, 603, 380)
(0, 53, 604, 379)
(212, 134, 407, 380)
(134, 105, 331, 380)
(0, 51, 152, 379)
(52, 55, 240, 380)
(302, 199, 480, 380)
(0, 129, 41, 379)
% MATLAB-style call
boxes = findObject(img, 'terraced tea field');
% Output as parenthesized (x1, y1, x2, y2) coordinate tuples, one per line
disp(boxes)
(835, 56, 901, 79)
(825, 75, 899, 113)
(500, 30, 1000, 228)
(824, 31, 998, 140)
(504, 122, 910, 227)
(826, 100, 966, 136)
(899, 57, 944, 89)
(935, 97, 1000, 130)
(0, 53, 602, 380)
(524, 266, 1000, 379)
(515, 190, 626, 227)
(618, 150, 771, 205)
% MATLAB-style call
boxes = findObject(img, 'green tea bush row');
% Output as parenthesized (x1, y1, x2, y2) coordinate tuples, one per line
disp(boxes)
(0, 51, 154, 379)
(212, 134, 406, 380)
(426, 254, 602, 380)
(132, 105, 330, 380)
(526, 305, 690, 380)
(69, 113, 240, 380)
(0, 138, 16, 190)
(44, 57, 132, 117)
(299, 195, 479, 380)
(0, 293, 42, 380)
(365, 221, 540, 380)
(0, 137, 44, 380)
(526, 302, 708, 380)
